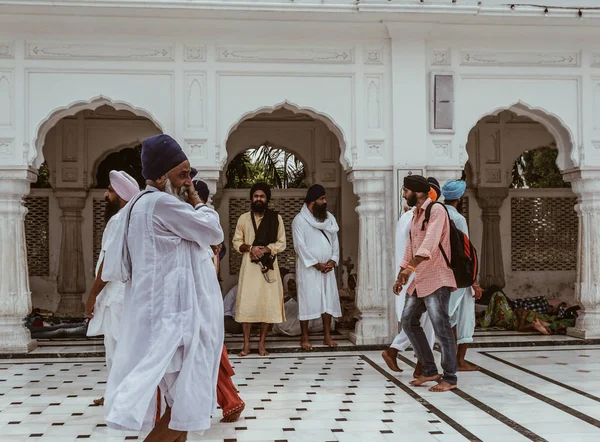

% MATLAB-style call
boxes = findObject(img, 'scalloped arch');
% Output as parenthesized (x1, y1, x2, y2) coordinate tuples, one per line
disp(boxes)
(31, 95, 164, 169)
(462, 100, 576, 173)
(222, 100, 350, 171)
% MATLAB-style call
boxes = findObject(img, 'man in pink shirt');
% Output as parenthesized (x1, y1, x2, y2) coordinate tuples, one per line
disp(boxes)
(394, 174, 458, 392)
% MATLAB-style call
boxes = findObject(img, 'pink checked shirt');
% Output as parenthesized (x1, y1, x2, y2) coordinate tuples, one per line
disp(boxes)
(400, 198, 456, 297)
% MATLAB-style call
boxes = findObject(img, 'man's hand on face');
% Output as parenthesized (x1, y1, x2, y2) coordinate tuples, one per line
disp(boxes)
(188, 185, 201, 207)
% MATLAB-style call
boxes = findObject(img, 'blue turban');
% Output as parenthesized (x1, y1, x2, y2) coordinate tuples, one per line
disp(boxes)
(442, 180, 467, 200)
(141, 134, 188, 180)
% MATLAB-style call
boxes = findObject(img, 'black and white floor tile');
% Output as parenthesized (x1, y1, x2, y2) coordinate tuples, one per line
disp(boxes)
(1, 333, 599, 441)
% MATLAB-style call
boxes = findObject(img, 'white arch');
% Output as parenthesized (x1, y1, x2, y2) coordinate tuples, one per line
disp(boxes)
(461, 100, 576, 173)
(222, 100, 350, 171)
(31, 95, 164, 169)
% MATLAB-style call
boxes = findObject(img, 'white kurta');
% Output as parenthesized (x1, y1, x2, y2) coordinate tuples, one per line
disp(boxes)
(292, 205, 342, 321)
(102, 186, 224, 433)
(390, 208, 435, 352)
(86, 211, 125, 372)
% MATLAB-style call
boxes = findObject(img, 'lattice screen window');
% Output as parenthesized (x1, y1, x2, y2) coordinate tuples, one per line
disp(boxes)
(229, 197, 305, 275)
(93, 199, 107, 269)
(511, 197, 577, 271)
(24, 196, 50, 276)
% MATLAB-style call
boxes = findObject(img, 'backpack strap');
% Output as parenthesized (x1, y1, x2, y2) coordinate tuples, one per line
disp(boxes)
(420, 201, 452, 268)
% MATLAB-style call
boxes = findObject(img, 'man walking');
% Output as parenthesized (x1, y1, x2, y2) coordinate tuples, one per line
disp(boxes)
(442, 180, 482, 371)
(85, 170, 140, 406)
(102, 134, 224, 441)
(233, 183, 286, 356)
(292, 184, 342, 350)
(395, 174, 458, 392)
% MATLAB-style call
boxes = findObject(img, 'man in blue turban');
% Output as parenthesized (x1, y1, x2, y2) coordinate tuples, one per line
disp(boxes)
(102, 134, 225, 441)
(442, 180, 482, 372)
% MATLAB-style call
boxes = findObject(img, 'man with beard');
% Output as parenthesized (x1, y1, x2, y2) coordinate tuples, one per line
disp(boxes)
(291, 184, 341, 350)
(85, 170, 140, 406)
(395, 174, 458, 392)
(232, 182, 286, 357)
(101, 134, 224, 441)
(192, 177, 245, 423)
(442, 180, 482, 371)
(382, 177, 440, 374)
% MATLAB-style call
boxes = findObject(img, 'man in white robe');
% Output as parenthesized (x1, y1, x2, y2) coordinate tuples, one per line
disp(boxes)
(292, 184, 342, 350)
(85, 170, 140, 406)
(381, 178, 440, 374)
(102, 134, 224, 442)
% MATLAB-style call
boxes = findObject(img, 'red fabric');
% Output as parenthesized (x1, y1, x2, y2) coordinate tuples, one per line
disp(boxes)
(217, 346, 244, 416)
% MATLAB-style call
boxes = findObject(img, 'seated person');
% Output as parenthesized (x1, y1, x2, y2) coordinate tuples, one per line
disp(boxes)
(273, 273, 324, 337)
(223, 285, 243, 334)
(479, 288, 579, 335)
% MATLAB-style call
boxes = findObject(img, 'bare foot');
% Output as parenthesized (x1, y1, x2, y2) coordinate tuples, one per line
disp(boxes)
(258, 344, 269, 356)
(381, 349, 402, 372)
(429, 381, 457, 392)
(301, 340, 313, 351)
(238, 344, 250, 357)
(413, 361, 422, 379)
(220, 403, 245, 423)
(410, 374, 442, 387)
(92, 397, 104, 406)
(323, 337, 338, 348)
(458, 361, 479, 372)
(532, 319, 550, 335)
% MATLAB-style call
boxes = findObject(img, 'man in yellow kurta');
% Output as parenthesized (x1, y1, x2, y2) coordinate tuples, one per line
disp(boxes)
(233, 183, 286, 357)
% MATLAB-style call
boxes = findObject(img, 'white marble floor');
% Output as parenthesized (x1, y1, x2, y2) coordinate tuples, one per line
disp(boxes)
(1, 339, 599, 441)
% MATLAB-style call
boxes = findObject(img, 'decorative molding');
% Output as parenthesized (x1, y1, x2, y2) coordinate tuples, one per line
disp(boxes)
(0, 42, 13, 59)
(185, 139, 208, 159)
(322, 168, 336, 183)
(184, 45, 206, 62)
(592, 54, 600, 68)
(62, 126, 78, 162)
(0, 71, 13, 128)
(486, 130, 501, 164)
(432, 49, 450, 66)
(461, 50, 580, 67)
(365, 75, 382, 131)
(185, 73, 206, 130)
(26, 42, 174, 61)
(433, 140, 452, 158)
(365, 141, 383, 159)
(216, 46, 354, 64)
(364, 47, 383, 65)
(62, 167, 78, 183)
(594, 81, 600, 131)
(487, 169, 502, 183)
(592, 140, 600, 151)
(0, 139, 13, 157)
(322, 134, 336, 163)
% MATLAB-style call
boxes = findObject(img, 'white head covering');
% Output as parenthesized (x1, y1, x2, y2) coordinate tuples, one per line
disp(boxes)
(109, 170, 140, 202)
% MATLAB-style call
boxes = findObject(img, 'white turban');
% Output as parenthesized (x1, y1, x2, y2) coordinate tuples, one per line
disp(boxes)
(109, 170, 140, 202)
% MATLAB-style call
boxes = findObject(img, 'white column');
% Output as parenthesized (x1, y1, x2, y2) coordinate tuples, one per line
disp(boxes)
(0, 169, 37, 353)
(348, 170, 394, 345)
(566, 170, 600, 339)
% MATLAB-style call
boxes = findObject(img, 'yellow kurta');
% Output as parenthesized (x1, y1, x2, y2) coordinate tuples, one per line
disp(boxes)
(233, 211, 286, 323)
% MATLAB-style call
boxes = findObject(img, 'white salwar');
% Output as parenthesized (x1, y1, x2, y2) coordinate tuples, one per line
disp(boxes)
(292, 205, 342, 321)
(446, 205, 476, 345)
(102, 186, 224, 433)
(86, 212, 125, 372)
(390, 208, 435, 352)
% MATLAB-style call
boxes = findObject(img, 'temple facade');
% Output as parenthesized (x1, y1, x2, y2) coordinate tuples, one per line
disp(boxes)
(1, 0, 600, 353)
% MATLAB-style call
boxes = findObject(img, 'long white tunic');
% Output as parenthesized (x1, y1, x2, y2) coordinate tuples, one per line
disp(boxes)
(102, 186, 224, 433)
(86, 211, 125, 371)
(292, 205, 342, 321)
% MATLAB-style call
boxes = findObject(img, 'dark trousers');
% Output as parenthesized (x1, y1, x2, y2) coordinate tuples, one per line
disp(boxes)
(401, 287, 458, 385)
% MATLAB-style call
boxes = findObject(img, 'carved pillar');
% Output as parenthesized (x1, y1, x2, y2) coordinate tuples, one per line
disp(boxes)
(0, 170, 37, 353)
(476, 187, 509, 289)
(348, 170, 394, 345)
(55, 191, 87, 317)
(565, 171, 600, 339)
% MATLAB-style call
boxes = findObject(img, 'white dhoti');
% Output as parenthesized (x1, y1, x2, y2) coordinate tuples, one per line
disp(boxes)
(449, 287, 476, 345)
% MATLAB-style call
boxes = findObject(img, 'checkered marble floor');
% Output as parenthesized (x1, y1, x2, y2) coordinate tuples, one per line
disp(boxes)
(1, 341, 600, 441)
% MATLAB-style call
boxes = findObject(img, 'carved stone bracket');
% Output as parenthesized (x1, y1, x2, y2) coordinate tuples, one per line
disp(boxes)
(55, 191, 87, 317)
(565, 170, 600, 339)
(348, 170, 393, 345)
(476, 187, 509, 290)
(0, 170, 37, 353)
